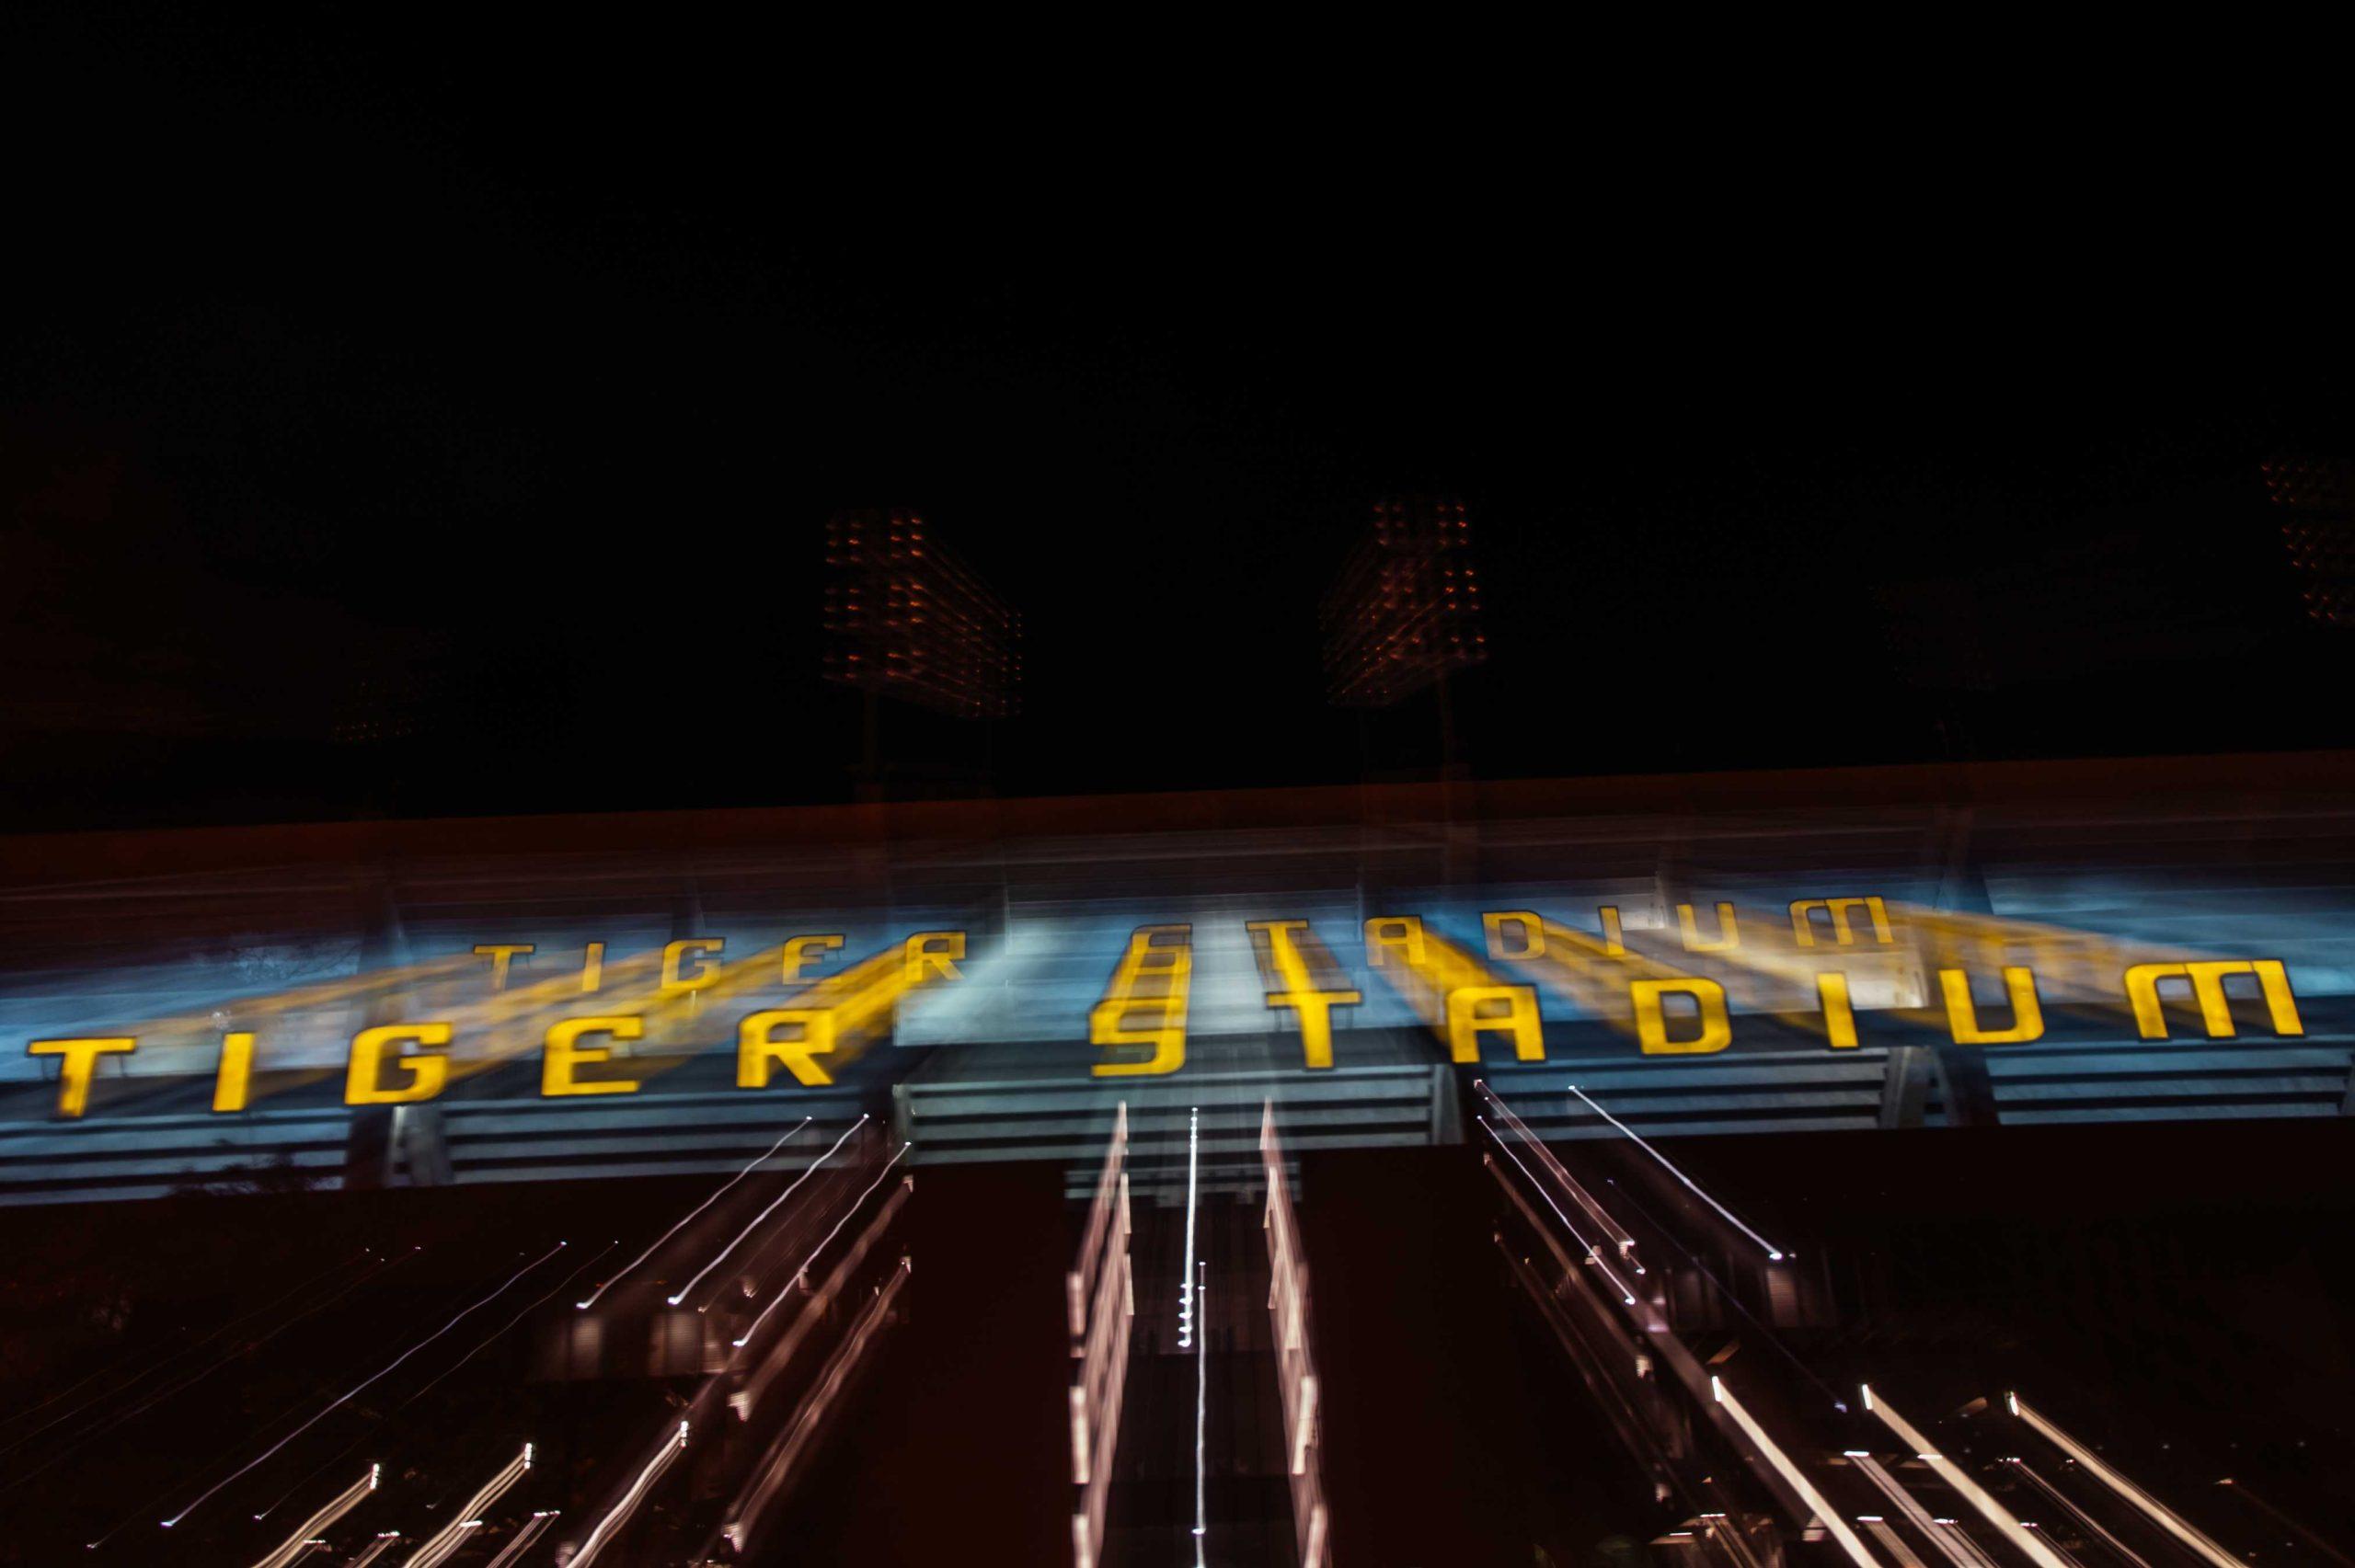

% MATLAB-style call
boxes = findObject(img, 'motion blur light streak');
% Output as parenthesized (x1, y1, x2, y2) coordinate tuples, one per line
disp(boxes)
(1192, 1258, 1209, 1568)
(569, 1420, 687, 1568)
(1178, 1106, 1200, 1350)
(1474, 1080, 1641, 1265)
(578, 1116, 810, 1308)
(0, 1251, 407, 1496)
(1850, 1453, 1984, 1568)
(731, 1141, 912, 1348)
(729, 1178, 910, 1418)
(247, 1463, 375, 1568)
(1865, 1386, 2068, 1568)
(719, 1257, 910, 1557)
(670, 1116, 867, 1307)
(478, 1511, 557, 1568)
(1068, 1104, 1133, 1568)
(1261, 1103, 1328, 1565)
(1862, 1516, 1931, 1568)
(0, 1248, 373, 1463)
(2008, 1393, 2245, 1568)
(2005, 1455, 2156, 1568)
(161, 1243, 564, 1528)
(1569, 1085, 1789, 1261)
(1480, 1116, 1638, 1305)
(1708, 1377, 1879, 1568)
(396, 1443, 529, 1568)
(251, 1246, 607, 1521)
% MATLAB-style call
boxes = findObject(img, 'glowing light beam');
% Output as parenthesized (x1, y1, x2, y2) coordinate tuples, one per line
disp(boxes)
(1710, 1377, 1878, 1568)
(160, 1245, 565, 1529)
(1569, 1084, 1789, 1261)
(1865, 1385, 2067, 1568)
(2008, 1393, 2241, 1568)
(670, 1117, 867, 1307)
(732, 1144, 912, 1348)
(579, 1118, 810, 1308)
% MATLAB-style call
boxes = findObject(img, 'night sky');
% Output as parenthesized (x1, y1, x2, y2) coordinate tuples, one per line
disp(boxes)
(8, 17, 2351, 828)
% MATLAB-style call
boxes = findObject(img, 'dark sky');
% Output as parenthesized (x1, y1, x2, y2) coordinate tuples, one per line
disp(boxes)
(6, 17, 2351, 828)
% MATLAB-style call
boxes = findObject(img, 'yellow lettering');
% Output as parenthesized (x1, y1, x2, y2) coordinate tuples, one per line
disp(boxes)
(1365, 916, 1428, 969)
(1092, 925, 1191, 1077)
(1631, 979, 1731, 1055)
(739, 1009, 839, 1087)
(345, 1024, 452, 1104)
(473, 944, 535, 990)
(1246, 919, 1360, 1070)
(1939, 967, 2043, 1045)
(27, 1036, 136, 1118)
(783, 934, 845, 983)
(1789, 897, 1892, 947)
(2124, 959, 2303, 1039)
(1597, 905, 1626, 957)
(661, 938, 725, 995)
(1816, 973, 1857, 1048)
(1443, 985, 1545, 1063)
(1272, 990, 1357, 1069)
(1483, 911, 1545, 961)
(542, 1016, 645, 1097)
(902, 931, 965, 985)
(213, 1031, 257, 1112)
(580, 941, 604, 993)
(1676, 903, 1740, 953)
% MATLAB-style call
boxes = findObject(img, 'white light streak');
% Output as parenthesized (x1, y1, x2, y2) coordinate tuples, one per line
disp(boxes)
(1851, 1454, 1984, 1568)
(1193, 1260, 1208, 1568)
(1568, 1085, 1789, 1261)
(1480, 1117, 1640, 1306)
(399, 1444, 531, 1568)
(721, 1259, 910, 1555)
(732, 1143, 912, 1348)
(164, 1244, 566, 1528)
(1473, 1080, 1643, 1266)
(2004, 1456, 2154, 1568)
(2008, 1393, 2241, 1568)
(731, 1180, 912, 1418)
(246, 1466, 377, 1568)
(1179, 1107, 1200, 1349)
(1864, 1385, 2068, 1568)
(1862, 1516, 1930, 1568)
(671, 1116, 867, 1306)
(479, 1510, 557, 1568)
(579, 1118, 810, 1308)
(569, 1422, 688, 1568)
(1709, 1376, 1878, 1568)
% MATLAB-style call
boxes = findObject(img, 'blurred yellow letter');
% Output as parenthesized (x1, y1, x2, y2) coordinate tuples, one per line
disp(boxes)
(783, 934, 845, 983)
(1092, 925, 1191, 1077)
(739, 1008, 838, 1087)
(2124, 959, 2302, 1039)
(1939, 967, 2043, 1045)
(1631, 979, 1731, 1055)
(474, 944, 535, 990)
(903, 931, 966, 985)
(1677, 903, 1740, 953)
(28, 1036, 136, 1118)
(1365, 916, 1428, 968)
(345, 1024, 452, 1104)
(1483, 911, 1545, 961)
(661, 938, 725, 995)
(1814, 973, 1859, 1048)
(1789, 897, 1892, 947)
(1443, 985, 1545, 1063)
(543, 1015, 645, 1097)
(213, 1031, 257, 1112)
